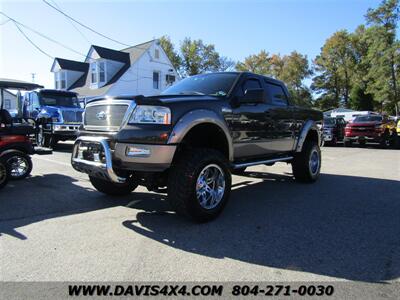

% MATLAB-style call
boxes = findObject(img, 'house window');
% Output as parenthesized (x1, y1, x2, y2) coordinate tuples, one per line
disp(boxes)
(55, 71, 67, 90)
(4, 99, 11, 110)
(90, 62, 97, 84)
(153, 71, 160, 89)
(99, 61, 106, 83)
(166, 74, 175, 85)
(155, 49, 160, 59)
(91, 61, 107, 85)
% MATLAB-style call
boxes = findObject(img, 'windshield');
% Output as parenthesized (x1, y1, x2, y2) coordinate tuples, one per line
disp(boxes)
(161, 73, 239, 97)
(323, 118, 336, 126)
(40, 94, 80, 108)
(353, 115, 382, 122)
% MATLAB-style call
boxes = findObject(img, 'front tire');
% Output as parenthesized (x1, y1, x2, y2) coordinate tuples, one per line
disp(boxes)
(89, 176, 138, 196)
(37, 126, 51, 148)
(292, 140, 321, 183)
(168, 148, 231, 222)
(3, 152, 33, 180)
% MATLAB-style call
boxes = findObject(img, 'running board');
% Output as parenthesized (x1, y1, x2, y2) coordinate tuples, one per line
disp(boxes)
(232, 156, 293, 169)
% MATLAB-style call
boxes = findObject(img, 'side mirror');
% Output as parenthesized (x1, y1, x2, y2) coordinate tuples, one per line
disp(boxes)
(239, 88, 265, 104)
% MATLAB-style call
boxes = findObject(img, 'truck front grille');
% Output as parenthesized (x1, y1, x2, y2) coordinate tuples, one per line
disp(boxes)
(84, 104, 130, 131)
(62, 110, 83, 124)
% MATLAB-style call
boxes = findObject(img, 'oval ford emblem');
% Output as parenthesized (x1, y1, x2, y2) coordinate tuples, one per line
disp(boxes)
(96, 111, 108, 120)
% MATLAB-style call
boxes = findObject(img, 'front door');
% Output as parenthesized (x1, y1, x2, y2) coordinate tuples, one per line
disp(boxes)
(229, 77, 274, 160)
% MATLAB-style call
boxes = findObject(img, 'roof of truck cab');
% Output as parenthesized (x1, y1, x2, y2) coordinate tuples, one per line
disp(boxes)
(187, 71, 285, 85)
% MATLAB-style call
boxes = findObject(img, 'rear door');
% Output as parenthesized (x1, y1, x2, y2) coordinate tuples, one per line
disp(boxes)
(263, 80, 295, 153)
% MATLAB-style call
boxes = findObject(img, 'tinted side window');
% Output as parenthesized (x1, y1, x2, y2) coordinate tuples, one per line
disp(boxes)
(242, 78, 262, 95)
(265, 82, 288, 106)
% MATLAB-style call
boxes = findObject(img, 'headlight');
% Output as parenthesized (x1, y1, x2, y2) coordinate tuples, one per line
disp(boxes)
(129, 105, 171, 124)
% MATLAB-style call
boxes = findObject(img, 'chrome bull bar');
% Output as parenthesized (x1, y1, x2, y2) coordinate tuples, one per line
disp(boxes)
(71, 136, 126, 183)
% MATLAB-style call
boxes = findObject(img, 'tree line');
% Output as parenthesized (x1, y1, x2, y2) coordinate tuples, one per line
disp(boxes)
(160, 0, 399, 114)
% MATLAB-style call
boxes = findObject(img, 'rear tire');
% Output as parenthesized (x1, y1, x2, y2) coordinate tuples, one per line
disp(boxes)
(3, 151, 33, 180)
(168, 148, 231, 222)
(89, 175, 138, 196)
(0, 159, 9, 189)
(292, 140, 321, 183)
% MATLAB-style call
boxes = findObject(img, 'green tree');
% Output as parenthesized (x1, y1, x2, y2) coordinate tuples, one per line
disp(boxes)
(349, 84, 375, 111)
(364, 0, 400, 114)
(180, 38, 222, 76)
(312, 30, 356, 108)
(236, 50, 272, 75)
(159, 36, 182, 74)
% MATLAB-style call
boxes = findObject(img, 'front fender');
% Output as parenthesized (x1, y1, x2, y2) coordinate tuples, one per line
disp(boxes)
(295, 120, 321, 152)
(167, 109, 234, 161)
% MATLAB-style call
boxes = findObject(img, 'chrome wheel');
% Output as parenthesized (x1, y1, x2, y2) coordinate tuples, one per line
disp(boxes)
(7, 156, 29, 178)
(309, 149, 320, 175)
(196, 164, 226, 210)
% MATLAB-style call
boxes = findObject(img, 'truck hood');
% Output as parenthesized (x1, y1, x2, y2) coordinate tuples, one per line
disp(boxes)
(41, 106, 84, 113)
(135, 94, 222, 105)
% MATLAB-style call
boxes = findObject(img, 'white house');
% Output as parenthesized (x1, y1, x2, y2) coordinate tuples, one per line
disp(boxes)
(2, 89, 17, 112)
(50, 39, 179, 102)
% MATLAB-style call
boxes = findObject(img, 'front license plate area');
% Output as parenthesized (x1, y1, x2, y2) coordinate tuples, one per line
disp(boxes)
(77, 141, 104, 163)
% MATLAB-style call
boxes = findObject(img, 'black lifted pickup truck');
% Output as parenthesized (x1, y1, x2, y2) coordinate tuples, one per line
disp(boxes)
(72, 72, 323, 222)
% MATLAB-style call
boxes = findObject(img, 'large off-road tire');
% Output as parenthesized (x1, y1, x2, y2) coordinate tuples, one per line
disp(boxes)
(292, 139, 321, 183)
(0, 159, 9, 189)
(168, 148, 232, 222)
(3, 151, 33, 180)
(89, 175, 138, 196)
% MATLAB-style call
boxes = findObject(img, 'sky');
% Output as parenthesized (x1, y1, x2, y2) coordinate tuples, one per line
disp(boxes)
(0, 0, 383, 89)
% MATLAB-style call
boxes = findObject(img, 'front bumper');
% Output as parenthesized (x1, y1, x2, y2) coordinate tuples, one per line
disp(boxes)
(344, 135, 381, 142)
(47, 124, 80, 136)
(71, 136, 176, 183)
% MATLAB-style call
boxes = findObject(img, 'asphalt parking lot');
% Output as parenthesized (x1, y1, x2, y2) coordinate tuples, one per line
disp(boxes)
(0, 144, 399, 283)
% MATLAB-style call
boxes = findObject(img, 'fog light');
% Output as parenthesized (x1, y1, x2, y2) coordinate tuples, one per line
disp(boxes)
(126, 146, 151, 157)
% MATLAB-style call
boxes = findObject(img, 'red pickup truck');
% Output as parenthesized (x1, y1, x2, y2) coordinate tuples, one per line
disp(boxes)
(344, 115, 397, 148)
